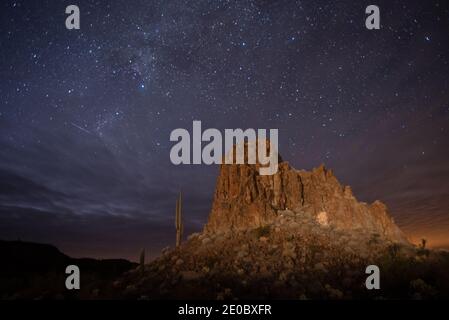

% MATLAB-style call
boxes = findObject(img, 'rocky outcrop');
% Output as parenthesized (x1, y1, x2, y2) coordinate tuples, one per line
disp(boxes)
(118, 209, 423, 299)
(205, 156, 408, 244)
(111, 146, 447, 300)
(110, 146, 449, 300)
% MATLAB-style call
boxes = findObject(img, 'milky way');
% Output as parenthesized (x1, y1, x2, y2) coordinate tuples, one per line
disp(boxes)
(0, 0, 448, 260)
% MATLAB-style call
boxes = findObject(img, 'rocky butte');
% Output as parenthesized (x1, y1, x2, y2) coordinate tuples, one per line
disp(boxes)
(112, 143, 447, 300)
(205, 146, 408, 245)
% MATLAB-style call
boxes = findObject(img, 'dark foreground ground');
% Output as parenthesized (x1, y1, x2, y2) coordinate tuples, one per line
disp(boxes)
(112, 224, 449, 300)
(2, 218, 448, 300)
(0, 240, 136, 299)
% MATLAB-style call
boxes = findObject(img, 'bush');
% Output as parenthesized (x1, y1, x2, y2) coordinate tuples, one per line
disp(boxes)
(254, 225, 271, 238)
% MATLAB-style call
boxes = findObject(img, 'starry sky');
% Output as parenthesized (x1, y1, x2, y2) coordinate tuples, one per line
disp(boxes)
(0, 0, 448, 260)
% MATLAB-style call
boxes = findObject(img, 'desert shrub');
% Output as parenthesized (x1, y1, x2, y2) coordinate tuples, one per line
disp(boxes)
(387, 243, 401, 259)
(417, 238, 430, 257)
(368, 233, 380, 245)
(254, 225, 271, 238)
(417, 248, 430, 257)
(409, 278, 437, 299)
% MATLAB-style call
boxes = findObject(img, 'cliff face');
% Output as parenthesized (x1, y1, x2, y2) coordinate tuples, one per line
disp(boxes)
(205, 160, 408, 244)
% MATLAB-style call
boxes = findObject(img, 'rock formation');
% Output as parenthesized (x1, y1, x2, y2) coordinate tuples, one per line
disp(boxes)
(205, 147, 408, 244)
(111, 145, 449, 300)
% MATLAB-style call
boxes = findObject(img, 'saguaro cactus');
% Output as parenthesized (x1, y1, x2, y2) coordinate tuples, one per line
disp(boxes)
(421, 238, 427, 249)
(175, 192, 183, 247)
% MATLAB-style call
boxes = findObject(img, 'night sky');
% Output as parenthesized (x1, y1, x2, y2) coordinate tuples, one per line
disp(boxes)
(1, 0, 448, 260)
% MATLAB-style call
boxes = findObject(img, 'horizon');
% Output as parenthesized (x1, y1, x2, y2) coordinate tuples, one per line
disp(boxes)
(2, 159, 448, 262)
